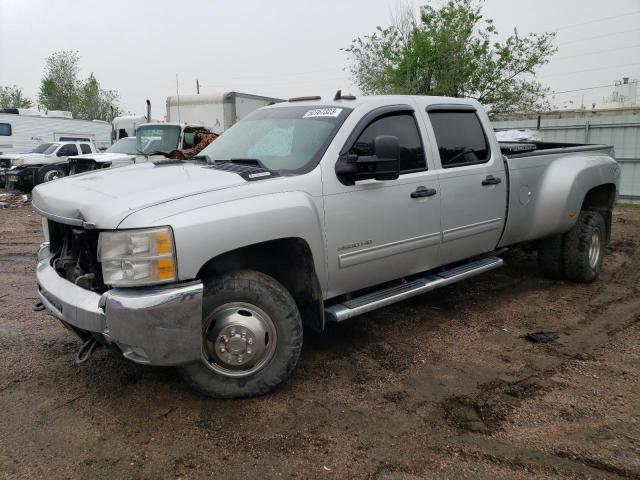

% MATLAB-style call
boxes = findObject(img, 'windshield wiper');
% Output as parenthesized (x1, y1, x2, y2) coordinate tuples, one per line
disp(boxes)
(135, 148, 170, 157)
(192, 154, 211, 163)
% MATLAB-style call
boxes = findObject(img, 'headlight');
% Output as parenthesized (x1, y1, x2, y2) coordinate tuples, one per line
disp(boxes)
(11, 158, 25, 166)
(97, 227, 177, 287)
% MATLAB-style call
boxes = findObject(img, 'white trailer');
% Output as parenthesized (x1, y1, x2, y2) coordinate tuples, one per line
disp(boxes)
(112, 115, 151, 140)
(165, 92, 283, 134)
(0, 109, 112, 155)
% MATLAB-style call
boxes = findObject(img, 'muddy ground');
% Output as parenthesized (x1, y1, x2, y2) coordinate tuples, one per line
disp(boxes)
(0, 190, 638, 479)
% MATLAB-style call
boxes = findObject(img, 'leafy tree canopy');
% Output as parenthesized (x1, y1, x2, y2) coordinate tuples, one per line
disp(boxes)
(0, 85, 33, 109)
(38, 50, 122, 121)
(344, 0, 557, 114)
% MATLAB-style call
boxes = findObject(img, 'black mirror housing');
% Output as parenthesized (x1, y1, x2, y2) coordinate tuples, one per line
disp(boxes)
(372, 135, 400, 181)
(336, 135, 401, 185)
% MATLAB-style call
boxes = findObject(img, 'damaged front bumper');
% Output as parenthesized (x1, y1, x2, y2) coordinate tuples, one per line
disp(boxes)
(36, 245, 203, 366)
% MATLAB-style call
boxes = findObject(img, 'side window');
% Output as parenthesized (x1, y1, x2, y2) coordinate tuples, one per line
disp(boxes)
(59, 137, 90, 142)
(428, 111, 490, 168)
(183, 129, 196, 149)
(80, 143, 92, 154)
(0, 123, 11, 136)
(57, 144, 79, 156)
(351, 113, 426, 173)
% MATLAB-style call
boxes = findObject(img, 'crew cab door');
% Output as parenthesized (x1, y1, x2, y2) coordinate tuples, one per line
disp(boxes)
(423, 104, 507, 265)
(55, 143, 79, 163)
(322, 105, 441, 298)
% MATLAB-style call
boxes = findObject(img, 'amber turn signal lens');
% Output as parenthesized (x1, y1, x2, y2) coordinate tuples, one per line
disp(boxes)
(155, 231, 173, 255)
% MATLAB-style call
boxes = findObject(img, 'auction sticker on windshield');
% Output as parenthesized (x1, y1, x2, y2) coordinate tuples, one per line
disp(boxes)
(303, 108, 343, 118)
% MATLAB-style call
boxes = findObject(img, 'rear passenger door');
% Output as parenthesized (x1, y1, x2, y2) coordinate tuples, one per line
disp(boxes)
(79, 143, 93, 154)
(426, 105, 507, 265)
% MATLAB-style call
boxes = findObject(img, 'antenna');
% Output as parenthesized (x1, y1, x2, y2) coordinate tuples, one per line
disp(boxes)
(333, 89, 357, 101)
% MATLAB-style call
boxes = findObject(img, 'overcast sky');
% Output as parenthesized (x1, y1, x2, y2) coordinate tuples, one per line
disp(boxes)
(1, 0, 639, 116)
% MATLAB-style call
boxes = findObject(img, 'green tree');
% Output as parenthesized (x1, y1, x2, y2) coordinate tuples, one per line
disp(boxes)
(38, 51, 121, 121)
(77, 74, 122, 123)
(38, 50, 81, 113)
(0, 85, 33, 108)
(344, 0, 557, 114)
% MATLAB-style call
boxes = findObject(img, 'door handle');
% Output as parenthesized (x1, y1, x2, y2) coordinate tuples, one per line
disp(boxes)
(482, 175, 502, 186)
(411, 186, 437, 198)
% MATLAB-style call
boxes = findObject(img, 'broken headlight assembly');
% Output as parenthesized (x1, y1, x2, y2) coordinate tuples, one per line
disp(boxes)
(97, 227, 177, 287)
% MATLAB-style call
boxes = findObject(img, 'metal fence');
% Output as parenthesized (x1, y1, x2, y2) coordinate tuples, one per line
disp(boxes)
(493, 113, 640, 203)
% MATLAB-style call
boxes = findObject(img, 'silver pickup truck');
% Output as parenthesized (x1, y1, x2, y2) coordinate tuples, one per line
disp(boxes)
(31, 95, 620, 398)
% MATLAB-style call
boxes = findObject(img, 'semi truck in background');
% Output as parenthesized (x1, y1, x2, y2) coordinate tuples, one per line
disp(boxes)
(166, 92, 283, 133)
(0, 108, 111, 155)
(112, 115, 155, 140)
(126, 92, 284, 159)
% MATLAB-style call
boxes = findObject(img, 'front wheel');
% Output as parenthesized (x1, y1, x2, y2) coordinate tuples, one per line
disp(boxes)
(36, 165, 66, 185)
(178, 270, 303, 398)
(563, 211, 606, 283)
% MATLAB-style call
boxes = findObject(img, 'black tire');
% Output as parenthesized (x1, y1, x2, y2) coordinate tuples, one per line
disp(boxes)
(178, 270, 303, 398)
(35, 165, 66, 185)
(563, 210, 606, 283)
(538, 235, 565, 279)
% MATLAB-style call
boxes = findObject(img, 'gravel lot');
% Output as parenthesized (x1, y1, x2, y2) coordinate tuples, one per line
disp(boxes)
(1, 190, 638, 479)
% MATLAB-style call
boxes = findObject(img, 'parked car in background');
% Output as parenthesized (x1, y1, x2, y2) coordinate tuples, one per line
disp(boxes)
(1, 142, 55, 185)
(3, 141, 98, 190)
(32, 94, 620, 398)
(68, 137, 139, 175)
(134, 122, 213, 156)
(0, 108, 111, 156)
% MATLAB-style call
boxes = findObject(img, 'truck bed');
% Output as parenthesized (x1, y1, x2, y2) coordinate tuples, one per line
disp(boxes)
(498, 142, 616, 248)
(500, 141, 612, 158)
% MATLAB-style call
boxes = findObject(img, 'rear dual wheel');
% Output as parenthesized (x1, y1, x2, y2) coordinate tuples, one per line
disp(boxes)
(538, 210, 606, 283)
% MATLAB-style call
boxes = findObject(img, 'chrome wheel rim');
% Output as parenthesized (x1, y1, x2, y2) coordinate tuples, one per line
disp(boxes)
(202, 302, 277, 378)
(43, 170, 62, 182)
(589, 228, 601, 269)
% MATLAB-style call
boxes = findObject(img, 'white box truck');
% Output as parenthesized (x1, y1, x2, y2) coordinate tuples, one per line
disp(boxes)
(165, 92, 283, 133)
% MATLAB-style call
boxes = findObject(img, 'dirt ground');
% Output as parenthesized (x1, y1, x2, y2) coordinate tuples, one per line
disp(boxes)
(0, 190, 638, 480)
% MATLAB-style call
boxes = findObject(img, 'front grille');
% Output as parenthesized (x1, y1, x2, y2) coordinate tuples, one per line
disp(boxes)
(48, 221, 105, 292)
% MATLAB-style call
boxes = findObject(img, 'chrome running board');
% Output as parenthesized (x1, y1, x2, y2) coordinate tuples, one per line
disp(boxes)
(324, 256, 503, 323)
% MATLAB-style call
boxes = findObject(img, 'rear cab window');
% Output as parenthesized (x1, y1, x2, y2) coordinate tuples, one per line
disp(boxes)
(428, 110, 490, 168)
(350, 113, 426, 173)
(80, 143, 92, 154)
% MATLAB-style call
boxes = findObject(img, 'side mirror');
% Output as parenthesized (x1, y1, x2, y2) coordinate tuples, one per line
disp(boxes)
(336, 135, 401, 185)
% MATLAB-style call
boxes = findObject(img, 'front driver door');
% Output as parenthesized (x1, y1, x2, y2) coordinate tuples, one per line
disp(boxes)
(322, 106, 442, 299)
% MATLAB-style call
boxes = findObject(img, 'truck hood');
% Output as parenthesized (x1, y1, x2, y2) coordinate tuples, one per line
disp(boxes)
(32, 162, 247, 229)
(70, 152, 133, 163)
(0, 153, 51, 165)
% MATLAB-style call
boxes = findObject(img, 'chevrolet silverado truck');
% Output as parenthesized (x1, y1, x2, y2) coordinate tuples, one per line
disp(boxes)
(3, 140, 98, 190)
(31, 95, 620, 398)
